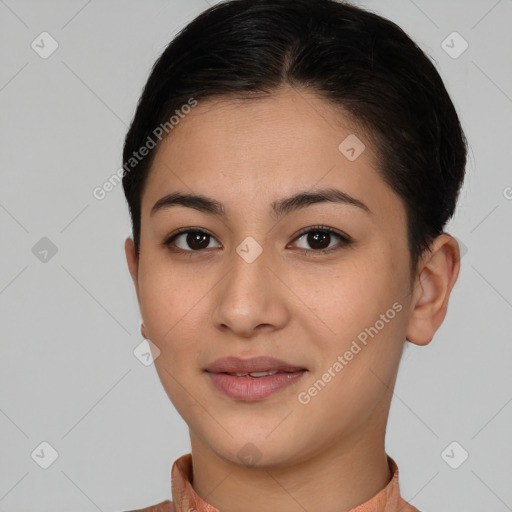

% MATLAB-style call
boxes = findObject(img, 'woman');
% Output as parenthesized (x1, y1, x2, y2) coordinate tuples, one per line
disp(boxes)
(121, 0, 467, 510)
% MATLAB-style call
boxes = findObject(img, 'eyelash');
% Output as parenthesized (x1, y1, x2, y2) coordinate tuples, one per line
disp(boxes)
(163, 225, 353, 257)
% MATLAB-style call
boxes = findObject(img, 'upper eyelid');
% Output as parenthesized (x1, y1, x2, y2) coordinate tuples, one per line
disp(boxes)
(293, 225, 350, 241)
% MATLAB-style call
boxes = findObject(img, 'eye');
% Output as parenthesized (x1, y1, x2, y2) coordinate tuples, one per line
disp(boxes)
(291, 225, 352, 255)
(163, 228, 221, 254)
(163, 225, 352, 256)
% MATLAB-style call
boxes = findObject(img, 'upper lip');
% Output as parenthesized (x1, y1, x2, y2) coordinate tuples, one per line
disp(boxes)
(205, 356, 307, 374)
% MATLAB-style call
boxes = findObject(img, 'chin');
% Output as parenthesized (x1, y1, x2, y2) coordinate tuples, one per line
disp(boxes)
(204, 431, 312, 470)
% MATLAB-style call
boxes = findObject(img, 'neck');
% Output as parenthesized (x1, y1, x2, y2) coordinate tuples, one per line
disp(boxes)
(188, 423, 391, 512)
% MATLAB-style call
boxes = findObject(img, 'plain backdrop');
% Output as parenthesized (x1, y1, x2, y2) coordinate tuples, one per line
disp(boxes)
(0, 0, 511, 511)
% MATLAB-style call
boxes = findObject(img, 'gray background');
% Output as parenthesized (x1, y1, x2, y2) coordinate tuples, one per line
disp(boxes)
(0, 0, 511, 511)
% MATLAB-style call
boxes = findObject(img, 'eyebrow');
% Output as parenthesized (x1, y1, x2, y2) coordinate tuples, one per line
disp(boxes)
(150, 187, 372, 219)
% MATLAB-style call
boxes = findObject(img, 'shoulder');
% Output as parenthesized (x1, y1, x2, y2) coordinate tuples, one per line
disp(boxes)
(122, 499, 175, 512)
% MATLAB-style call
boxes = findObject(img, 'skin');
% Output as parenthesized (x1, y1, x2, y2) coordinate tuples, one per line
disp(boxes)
(125, 86, 460, 512)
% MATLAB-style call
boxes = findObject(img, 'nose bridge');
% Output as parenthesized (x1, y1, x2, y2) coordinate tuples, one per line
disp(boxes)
(213, 233, 286, 335)
(228, 234, 271, 297)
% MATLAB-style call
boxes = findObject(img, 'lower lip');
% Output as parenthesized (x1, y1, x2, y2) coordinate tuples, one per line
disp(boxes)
(206, 371, 306, 401)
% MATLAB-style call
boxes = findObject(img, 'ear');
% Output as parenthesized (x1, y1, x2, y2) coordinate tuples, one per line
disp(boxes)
(406, 233, 461, 346)
(124, 237, 141, 308)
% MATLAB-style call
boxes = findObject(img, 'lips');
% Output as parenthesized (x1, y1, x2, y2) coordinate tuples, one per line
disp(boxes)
(204, 356, 307, 401)
(205, 356, 307, 374)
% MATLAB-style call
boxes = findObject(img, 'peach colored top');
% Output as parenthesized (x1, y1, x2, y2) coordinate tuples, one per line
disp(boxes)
(125, 453, 420, 512)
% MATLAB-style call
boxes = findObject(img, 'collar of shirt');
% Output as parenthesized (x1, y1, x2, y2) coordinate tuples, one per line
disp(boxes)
(167, 453, 420, 512)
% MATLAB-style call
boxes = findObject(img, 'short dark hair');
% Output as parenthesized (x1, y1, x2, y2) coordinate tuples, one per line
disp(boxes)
(122, 0, 467, 282)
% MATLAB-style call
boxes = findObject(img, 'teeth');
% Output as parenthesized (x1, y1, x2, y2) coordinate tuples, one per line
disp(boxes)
(249, 370, 279, 377)
(231, 371, 280, 377)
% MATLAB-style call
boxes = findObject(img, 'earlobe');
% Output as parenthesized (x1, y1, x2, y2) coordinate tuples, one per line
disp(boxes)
(406, 234, 461, 346)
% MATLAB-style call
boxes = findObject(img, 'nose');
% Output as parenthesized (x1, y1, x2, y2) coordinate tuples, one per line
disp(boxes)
(212, 242, 290, 339)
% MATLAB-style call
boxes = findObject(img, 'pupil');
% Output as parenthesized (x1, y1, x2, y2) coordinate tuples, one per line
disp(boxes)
(188, 232, 209, 250)
(308, 231, 329, 250)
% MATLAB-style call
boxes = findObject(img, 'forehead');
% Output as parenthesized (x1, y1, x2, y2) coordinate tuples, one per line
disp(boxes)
(142, 87, 405, 227)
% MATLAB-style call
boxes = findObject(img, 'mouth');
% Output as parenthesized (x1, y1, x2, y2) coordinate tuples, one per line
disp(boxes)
(204, 356, 308, 401)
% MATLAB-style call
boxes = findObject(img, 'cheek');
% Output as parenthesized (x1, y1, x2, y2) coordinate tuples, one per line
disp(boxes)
(137, 255, 206, 338)
(291, 253, 403, 338)
(295, 251, 408, 387)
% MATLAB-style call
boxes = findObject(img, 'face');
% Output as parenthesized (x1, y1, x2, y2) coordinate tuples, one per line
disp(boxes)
(126, 87, 419, 468)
